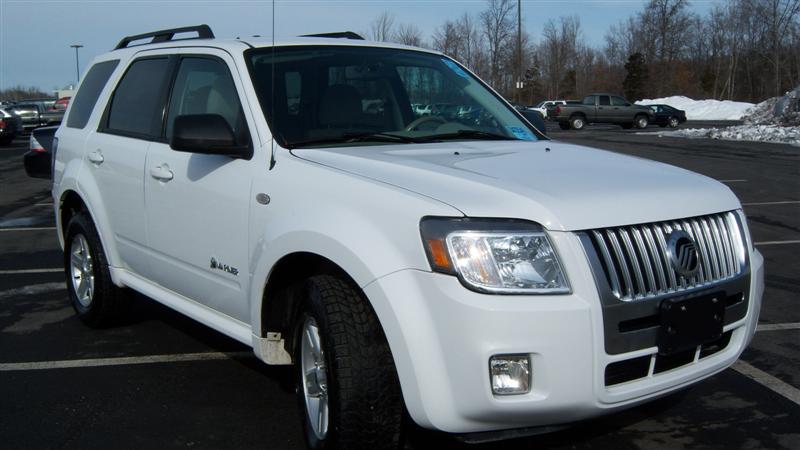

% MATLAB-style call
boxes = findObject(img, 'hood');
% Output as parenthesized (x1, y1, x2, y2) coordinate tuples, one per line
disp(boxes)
(291, 140, 741, 231)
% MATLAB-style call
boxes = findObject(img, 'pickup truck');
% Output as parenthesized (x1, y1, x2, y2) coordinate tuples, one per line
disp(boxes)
(8, 100, 64, 130)
(551, 93, 653, 130)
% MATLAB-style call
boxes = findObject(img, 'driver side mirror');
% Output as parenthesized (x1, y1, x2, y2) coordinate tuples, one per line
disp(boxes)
(170, 114, 251, 159)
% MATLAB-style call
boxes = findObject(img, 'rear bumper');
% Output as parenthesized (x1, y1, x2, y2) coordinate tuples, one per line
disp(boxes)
(364, 231, 763, 434)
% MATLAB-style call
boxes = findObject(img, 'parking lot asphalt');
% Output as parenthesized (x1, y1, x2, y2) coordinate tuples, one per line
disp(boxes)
(1, 123, 798, 449)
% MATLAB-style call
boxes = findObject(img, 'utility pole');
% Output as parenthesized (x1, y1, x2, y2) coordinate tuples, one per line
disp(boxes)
(517, 0, 522, 103)
(70, 44, 83, 84)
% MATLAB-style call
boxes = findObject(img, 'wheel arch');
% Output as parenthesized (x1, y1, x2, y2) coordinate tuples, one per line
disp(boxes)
(56, 186, 123, 286)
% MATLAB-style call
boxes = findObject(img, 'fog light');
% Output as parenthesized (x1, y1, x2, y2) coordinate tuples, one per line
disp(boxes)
(490, 355, 530, 395)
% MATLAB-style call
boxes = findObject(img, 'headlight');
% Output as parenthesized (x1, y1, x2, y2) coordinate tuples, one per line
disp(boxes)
(420, 217, 570, 294)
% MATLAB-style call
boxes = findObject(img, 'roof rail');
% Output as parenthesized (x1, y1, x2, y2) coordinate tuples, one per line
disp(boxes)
(300, 31, 364, 40)
(114, 24, 215, 50)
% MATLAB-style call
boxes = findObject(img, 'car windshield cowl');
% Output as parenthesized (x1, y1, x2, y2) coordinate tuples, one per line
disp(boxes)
(287, 129, 519, 149)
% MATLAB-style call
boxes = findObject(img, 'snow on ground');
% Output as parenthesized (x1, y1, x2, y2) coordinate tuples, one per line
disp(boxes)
(636, 96, 754, 120)
(648, 124, 800, 146)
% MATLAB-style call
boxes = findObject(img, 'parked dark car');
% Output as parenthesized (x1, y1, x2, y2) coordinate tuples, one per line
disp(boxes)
(550, 93, 653, 130)
(0, 108, 24, 145)
(23, 125, 57, 178)
(513, 104, 547, 135)
(648, 104, 687, 128)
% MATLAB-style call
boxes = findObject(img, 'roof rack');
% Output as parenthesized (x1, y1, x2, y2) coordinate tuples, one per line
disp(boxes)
(114, 24, 215, 50)
(300, 31, 364, 40)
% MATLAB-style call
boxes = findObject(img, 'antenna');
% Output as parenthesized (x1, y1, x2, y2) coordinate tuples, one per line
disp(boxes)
(269, 0, 277, 170)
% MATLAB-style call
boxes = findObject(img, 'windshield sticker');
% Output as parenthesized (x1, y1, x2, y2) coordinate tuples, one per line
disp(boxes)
(442, 59, 469, 78)
(507, 126, 535, 141)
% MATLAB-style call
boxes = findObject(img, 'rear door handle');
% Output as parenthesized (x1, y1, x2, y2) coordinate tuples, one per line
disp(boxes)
(87, 150, 104, 165)
(150, 164, 174, 182)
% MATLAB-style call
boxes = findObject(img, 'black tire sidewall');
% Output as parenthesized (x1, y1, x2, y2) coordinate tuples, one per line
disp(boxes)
(570, 116, 585, 130)
(636, 116, 649, 129)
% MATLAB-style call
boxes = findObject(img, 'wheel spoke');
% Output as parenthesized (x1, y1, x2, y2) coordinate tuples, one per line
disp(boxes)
(71, 252, 82, 268)
(77, 277, 87, 298)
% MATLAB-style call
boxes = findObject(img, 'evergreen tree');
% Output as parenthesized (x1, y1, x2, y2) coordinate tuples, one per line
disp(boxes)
(623, 52, 648, 101)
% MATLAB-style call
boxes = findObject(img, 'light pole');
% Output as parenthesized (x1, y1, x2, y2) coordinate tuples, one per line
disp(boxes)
(70, 44, 83, 84)
(517, 0, 522, 103)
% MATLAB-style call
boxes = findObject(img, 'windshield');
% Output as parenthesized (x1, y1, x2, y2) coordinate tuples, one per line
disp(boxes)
(245, 46, 544, 148)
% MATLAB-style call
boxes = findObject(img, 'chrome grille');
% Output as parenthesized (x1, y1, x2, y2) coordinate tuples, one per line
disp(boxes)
(591, 211, 746, 301)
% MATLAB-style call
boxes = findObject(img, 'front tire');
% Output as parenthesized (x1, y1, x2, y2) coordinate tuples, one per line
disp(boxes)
(64, 212, 124, 327)
(635, 115, 649, 129)
(294, 275, 403, 450)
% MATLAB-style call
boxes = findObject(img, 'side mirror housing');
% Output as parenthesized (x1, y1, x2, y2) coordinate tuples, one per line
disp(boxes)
(170, 114, 251, 159)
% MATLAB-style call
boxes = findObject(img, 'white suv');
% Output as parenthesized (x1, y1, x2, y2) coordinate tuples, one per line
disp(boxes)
(53, 25, 763, 449)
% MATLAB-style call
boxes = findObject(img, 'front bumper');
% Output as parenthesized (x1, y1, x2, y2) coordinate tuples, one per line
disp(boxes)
(363, 231, 763, 433)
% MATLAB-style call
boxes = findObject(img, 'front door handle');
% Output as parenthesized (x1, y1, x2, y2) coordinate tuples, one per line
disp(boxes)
(87, 150, 104, 165)
(150, 164, 174, 182)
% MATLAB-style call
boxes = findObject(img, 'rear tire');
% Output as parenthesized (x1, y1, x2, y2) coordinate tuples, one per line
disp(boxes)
(64, 212, 125, 327)
(569, 116, 586, 130)
(294, 275, 403, 450)
(668, 116, 680, 128)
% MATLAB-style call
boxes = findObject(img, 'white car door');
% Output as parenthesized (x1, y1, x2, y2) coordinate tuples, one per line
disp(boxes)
(84, 56, 172, 275)
(143, 50, 257, 322)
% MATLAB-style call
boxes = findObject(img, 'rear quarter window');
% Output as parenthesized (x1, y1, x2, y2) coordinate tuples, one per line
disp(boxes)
(66, 60, 119, 129)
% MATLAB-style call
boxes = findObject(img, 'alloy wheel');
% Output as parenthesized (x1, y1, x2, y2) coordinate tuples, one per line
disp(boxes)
(70, 234, 95, 307)
(301, 316, 329, 440)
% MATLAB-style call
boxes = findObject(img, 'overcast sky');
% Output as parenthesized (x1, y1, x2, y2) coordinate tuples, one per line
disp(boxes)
(0, 0, 719, 92)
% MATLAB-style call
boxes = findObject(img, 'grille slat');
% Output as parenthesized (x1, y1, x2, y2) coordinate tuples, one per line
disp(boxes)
(590, 212, 745, 301)
(643, 226, 669, 292)
(620, 228, 647, 298)
(593, 230, 623, 298)
(653, 224, 678, 291)
(607, 230, 635, 299)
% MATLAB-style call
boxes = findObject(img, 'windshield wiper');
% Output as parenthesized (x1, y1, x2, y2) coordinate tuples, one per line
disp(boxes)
(288, 132, 421, 149)
(417, 129, 518, 142)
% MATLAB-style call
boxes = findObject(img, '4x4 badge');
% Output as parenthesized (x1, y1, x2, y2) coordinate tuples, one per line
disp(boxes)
(210, 257, 239, 276)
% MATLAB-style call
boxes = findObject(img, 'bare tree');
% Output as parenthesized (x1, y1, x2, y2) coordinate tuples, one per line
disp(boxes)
(370, 11, 395, 42)
(394, 24, 424, 47)
(540, 16, 582, 98)
(480, 0, 516, 89)
(754, 0, 800, 95)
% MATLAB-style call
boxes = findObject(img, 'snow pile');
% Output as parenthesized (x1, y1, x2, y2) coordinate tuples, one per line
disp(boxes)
(742, 97, 780, 124)
(654, 124, 800, 146)
(636, 96, 754, 120)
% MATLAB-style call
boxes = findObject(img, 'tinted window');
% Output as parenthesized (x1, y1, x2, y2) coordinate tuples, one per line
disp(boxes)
(610, 96, 627, 106)
(106, 58, 170, 137)
(67, 60, 119, 129)
(582, 95, 596, 105)
(598, 96, 611, 106)
(165, 57, 248, 145)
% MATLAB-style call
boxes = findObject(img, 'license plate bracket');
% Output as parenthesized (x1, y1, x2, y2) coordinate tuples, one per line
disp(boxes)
(657, 292, 726, 355)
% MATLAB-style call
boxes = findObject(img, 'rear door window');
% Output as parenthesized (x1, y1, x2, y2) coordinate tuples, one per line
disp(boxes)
(598, 96, 611, 106)
(104, 57, 171, 138)
(67, 60, 119, 129)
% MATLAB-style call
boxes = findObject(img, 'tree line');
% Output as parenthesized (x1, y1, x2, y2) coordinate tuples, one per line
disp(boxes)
(371, 0, 800, 104)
